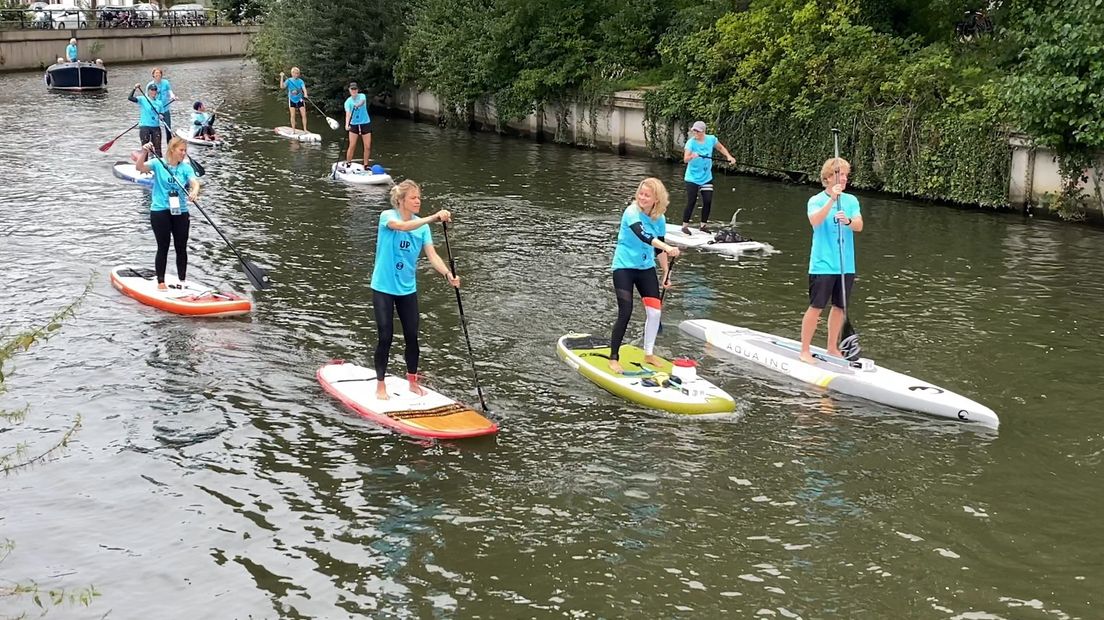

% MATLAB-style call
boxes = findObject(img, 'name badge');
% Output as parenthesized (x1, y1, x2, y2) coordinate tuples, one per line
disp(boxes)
(168, 191, 182, 215)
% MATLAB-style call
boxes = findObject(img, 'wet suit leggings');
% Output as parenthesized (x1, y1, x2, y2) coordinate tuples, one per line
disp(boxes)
(610, 267, 661, 361)
(139, 125, 162, 157)
(373, 289, 420, 381)
(682, 181, 714, 225)
(150, 209, 189, 283)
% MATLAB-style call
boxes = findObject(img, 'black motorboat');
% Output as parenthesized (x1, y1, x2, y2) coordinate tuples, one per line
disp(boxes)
(45, 60, 108, 92)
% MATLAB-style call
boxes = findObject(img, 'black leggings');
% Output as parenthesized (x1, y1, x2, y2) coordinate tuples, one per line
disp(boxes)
(150, 209, 189, 283)
(373, 289, 420, 381)
(610, 267, 660, 360)
(139, 125, 162, 157)
(682, 181, 714, 225)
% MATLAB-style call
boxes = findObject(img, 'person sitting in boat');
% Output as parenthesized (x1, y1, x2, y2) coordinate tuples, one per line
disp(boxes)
(65, 38, 78, 63)
(191, 101, 217, 141)
(799, 156, 863, 364)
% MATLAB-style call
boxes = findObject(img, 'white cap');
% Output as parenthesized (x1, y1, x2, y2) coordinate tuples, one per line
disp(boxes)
(691, 121, 707, 133)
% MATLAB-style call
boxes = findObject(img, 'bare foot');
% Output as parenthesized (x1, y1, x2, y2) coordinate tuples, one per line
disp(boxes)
(643, 354, 662, 368)
(407, 373, 427, 396)
(826, 349, 842, 358)
(157, 282, 168, 291)
(608, 359, 624, 374)
(375, 381, 389, 400)
(799, 352, 816, 364)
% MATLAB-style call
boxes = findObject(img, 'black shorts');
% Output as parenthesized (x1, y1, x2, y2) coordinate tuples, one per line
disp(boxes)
(349, 123, 372, 135)
(808, 274, 855, 310)
(289, 100, 304, 109)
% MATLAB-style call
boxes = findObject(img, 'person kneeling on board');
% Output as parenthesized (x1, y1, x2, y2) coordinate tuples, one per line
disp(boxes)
(135, 137, 199, 291)
(799, 156, 863, 364)
(609, 177, 680, 374)
(192, 101, 218, 141)
(371, 180, 460, 400)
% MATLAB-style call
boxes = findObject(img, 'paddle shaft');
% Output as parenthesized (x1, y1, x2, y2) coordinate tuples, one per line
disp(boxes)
(700, 155, 807, 183)
(136, 146, 270, 290)
(440, 222, 490, 413)
(832, 129, 849, 314)
(657, 256, 675, 332)
(99, 122, 139, 152)
(305, 96, 338, 126)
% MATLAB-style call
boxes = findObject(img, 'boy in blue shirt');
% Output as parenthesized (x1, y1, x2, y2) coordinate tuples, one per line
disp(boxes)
(799, 157, 864, 364)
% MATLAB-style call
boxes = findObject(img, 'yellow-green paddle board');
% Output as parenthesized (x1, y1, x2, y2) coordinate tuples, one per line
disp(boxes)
(556, 333, 735, 415)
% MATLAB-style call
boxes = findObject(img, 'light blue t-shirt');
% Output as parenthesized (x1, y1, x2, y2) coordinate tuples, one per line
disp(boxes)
(148, 159, 196, 213)
(146, 78, 172, 108)
(371, 209, 433, 296)
(65, 44, 77, 62)
(807, 191, 861, 274)
(134, 96, 163, 127)
(285, 77, 305, 104)
(344, 93, 370, 125)
(612, 203, 666, 271)
(684, 134, 718, 185)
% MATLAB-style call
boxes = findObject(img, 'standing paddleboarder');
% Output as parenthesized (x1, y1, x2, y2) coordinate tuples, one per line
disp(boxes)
(681, 120, 736, 234)
(370, 180, 460, 400)
(343, 82, 371, 168)
(134, 137, 200, 291)
(799, 156, 863, 364)
(279, 67, 309, 133)
(146, 68, 176, 130)
(129, 82, 166, 157)
(608, 177, 680, 374)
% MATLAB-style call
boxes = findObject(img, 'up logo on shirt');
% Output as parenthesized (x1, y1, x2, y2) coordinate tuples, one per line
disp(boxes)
(399, 239, 412, 251)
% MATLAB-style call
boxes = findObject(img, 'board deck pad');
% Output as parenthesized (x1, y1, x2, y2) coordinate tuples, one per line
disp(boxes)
(557, 333, 735, 415)
(317, 361, 498, 439)
(110, 265, 252, 317)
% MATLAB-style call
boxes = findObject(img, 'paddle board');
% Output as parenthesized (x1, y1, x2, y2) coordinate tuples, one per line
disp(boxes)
(665, 223, 769, 257)
(275, 126, 321, 143)
(556, 333, 735, 415)
(317, 361, 498, 439)
(110, 265, 252, 317)
(330, 162, 394, 186)
(175, 128, 222, 147)
(679, 319, 999, 427)
(112, 160, 153, 187)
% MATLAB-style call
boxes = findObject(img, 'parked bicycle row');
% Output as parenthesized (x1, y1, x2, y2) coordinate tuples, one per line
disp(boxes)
(0, 5, 261, 30)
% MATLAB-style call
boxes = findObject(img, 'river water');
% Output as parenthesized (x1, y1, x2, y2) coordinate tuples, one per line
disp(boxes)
(2, 59, 1102, 619)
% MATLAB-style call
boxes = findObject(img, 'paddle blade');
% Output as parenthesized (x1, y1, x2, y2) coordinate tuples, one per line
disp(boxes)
(326, 117, 339, 130)
(187, 155, 206, 177)
(98, 139, 116, 152)
(840, 320, 861, 361)
(241, 260, 272, 290)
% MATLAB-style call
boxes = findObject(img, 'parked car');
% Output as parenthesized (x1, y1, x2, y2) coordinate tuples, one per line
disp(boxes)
(165, 3, 205, 26)
(132, 2, 156, 26)
(43, 4, 87, 29)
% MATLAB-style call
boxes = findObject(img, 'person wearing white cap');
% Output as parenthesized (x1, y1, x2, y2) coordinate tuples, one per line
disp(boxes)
(681, 120, 736, 234)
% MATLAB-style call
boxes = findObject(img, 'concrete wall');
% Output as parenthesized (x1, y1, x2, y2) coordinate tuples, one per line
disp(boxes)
(0, 25, 259, 71)
(1008, 134, 1103, 211)
(384, 86, 674, 157)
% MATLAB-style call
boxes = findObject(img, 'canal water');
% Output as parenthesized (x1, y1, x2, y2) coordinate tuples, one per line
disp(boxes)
(2, 59, 1102, 619)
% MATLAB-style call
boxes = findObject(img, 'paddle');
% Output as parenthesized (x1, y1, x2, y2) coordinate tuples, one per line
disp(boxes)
(831, 128, 860, 361)
(138, 147, 272, 291)
(138, 89, 206, 177)
(305, 96, 340, 131)
(99, 122, 139, 152)
(658, 256, 676, 333)
(701, 156, 807, 183)
(440, 221, 490, 413)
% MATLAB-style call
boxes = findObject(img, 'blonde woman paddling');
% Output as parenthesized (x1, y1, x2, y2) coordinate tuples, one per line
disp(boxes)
(608, 178, 680, 374)
(371, 181, 460, 400)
